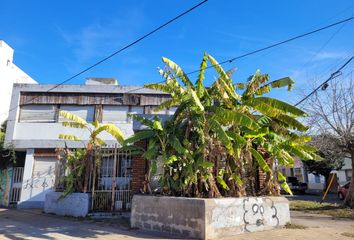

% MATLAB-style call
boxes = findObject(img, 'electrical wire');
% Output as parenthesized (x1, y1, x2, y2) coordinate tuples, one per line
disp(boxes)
(295, 55, 354, 106)
(1, 0, 208, 117)
(120, 16, 354, 96)
(2, 15, 354, 118)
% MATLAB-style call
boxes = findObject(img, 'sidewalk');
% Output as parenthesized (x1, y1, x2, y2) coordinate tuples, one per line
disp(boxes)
(0, 208, 353, 239)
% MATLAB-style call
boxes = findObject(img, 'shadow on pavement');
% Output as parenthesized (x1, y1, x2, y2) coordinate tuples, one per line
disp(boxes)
(0, 208, 175, 239)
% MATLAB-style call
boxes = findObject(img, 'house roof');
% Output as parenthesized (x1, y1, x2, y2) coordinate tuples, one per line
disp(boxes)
(12, 83, 168, 95)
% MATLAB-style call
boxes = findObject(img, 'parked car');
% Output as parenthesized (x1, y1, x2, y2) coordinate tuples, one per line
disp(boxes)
(286, 176, 308, 194)
(338, 182, 350, 200)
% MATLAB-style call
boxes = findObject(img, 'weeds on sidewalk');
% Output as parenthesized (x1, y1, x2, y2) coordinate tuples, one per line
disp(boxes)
(290, 200, 354, 219)
(285, 223, 308, 229)
(341, 232, 354, 238)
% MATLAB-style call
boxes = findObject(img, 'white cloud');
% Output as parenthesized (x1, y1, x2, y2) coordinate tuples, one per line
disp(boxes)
(312, 51, 347, 61)
(57, 9, 146, 72)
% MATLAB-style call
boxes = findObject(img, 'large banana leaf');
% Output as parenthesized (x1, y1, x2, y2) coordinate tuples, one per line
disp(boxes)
(190, 89, 205, 111)
(275, 114, 309, 132)
(152, 98, 179, 112)
(250, 148, 271, 173)
(281, 143, 314, 160)
(59, 111, 88, 125)
(59, 134, 81, 141)
(128, 114, 155, 129)
(254, 77, 295, 95)
(196, 54, 208, 98)
(226, 131, 247, 146)
(169, 136, 188, 155)
(61, 122, 86, 129)
(92, 124, 125, 143)
(278, 172, 293, 195)
(216, 176, 230, 190)
(144, 83, 171, 93)
(208, 117, 233, 154)
(243, 127, 269, 138)
(213, 107, 259, 130)
(124, 130, 155, 145)
(162, 57, 193, 88)
(245, 97, 307, 117)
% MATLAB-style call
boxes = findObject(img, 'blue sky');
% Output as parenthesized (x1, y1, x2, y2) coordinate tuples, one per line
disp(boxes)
(1, 0, 353, 104)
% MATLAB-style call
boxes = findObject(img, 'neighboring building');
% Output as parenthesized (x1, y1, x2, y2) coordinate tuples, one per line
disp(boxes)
(279, 159, 307, 183)
(0, 40, 37, 124)
(5, 79, 174, 208)
(280, 157, 352, 191)
(332, 158, 352, 186)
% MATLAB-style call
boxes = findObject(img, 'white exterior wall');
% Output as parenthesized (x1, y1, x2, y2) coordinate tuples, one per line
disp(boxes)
(18, 149, 58, 208)
(307, 173, 325, 190)
(332, 158, 352, 186)
(0, 40, 37, 124)
(5, 83, 171, 208)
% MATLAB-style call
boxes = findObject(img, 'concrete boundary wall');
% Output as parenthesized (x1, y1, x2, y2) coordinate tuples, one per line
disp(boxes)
(44, 192, 91, 217)
(131, 195, 290, 239)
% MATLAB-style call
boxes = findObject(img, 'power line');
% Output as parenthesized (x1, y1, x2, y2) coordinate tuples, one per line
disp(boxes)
(185, 16, 354, 75)
(3, 14, 354, 118)
(2, 0, 208, 117)
(295, 55, 354, 106)
(121, 15, 354, 95)
(297, 22, 348, 74)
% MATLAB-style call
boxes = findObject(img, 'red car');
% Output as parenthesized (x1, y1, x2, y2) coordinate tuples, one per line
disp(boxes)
(338, 182, 350, 200)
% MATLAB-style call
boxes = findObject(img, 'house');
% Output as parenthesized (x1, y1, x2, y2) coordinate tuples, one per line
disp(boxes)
(279, 157, 352, 191)
(332, 158, 352, 185)
(0, 40, 37, 124)
(4, 79, 174, 209)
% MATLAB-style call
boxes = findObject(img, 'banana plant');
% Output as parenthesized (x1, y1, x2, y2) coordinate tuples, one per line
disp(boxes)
(127, 53, 319, 198)
(58, 110, 125, 193)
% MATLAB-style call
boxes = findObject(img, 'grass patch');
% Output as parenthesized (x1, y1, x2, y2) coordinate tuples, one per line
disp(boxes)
(290, 200, 354, 219)
(341, 232, 354, 238)
(285, 223, 308, 229)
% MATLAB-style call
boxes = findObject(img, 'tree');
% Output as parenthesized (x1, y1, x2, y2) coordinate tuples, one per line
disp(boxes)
(303, 134, 345, 190)
(125, 53, 319, 198)
(58, 111, 125, 194)
(0, 121, 17, 170)
(304, 75, 354, 207)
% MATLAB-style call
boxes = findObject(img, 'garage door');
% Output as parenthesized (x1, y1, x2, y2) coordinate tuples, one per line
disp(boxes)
(31, 157, 57, 200)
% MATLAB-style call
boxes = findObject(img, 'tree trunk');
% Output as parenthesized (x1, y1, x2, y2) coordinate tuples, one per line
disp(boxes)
(344, 151, 354, 208)
(83, 144, 92, 193)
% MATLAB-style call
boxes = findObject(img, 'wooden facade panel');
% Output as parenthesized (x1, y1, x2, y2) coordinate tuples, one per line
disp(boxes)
(140, 94, 171, 106)
(20, 93, 124, 106)
(20, 92, 171, 106)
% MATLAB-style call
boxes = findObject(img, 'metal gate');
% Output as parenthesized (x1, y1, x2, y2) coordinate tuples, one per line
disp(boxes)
(9, 167, 24, 204)
(91, 145, 133, 212)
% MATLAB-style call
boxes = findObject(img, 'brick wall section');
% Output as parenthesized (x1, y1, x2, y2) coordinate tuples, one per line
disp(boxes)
(131, 140, 147, 193)
(258, 169, 267, 190)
